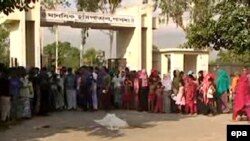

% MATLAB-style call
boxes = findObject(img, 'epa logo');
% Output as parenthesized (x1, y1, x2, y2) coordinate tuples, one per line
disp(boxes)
(231, 131, 248, 138)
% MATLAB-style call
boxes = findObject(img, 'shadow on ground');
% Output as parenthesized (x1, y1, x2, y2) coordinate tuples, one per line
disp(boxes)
(0, 110, 190, 141)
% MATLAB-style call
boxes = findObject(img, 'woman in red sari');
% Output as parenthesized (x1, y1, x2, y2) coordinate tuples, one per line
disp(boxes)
(185, 71, 197, 115)
(134, 71, 140, 110)
(233, 67, 250, 121)
(123, 77, 133, 110)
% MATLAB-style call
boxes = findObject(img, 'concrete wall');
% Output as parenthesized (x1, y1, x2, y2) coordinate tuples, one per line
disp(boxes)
(160, 54, 168, 77)
(152, 51, 161, 71)
(184, 55, 197, 74)
(154, 48, 209, 79)
(26, 21, 35, 67)
(170, 53, 184, 70)
(145, 6, 153, 73)
(196, 54, 209, 73)
(9, 10, 26, 67)
(141, 28, 147, 69)
(116, 5, 153, 73)
(3, 2, 41, 68)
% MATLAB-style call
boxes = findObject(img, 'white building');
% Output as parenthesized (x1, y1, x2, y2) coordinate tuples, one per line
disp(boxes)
(153, 47, 209, 78)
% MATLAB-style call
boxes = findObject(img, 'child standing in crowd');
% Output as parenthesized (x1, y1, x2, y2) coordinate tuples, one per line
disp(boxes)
(175, 80, 185, 113)
(123, 77, 132, 110)
(206, 78, 216, 116)
(148, 81, 156, 112)
(154, 82, 164, 113)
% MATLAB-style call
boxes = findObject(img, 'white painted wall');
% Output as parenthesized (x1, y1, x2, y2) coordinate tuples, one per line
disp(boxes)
(2, 1, 41, 68)
(196, 54, 209, 74)
(184, 55, 197, 74)
(116, 5, 153, 73)
(9, 10, 26, 67)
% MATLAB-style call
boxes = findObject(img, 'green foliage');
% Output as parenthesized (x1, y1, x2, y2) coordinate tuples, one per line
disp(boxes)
(76, 0, 121, 57)
(155, 0, 215, 30)
(83, 48, 102, 66)
(43, 42, 80, 69)
(76, 0, 101, 12)
(108, 0, 122, 13)
(41, 0, 70, 9)
(186, 0, 250, 52)
(76, 0, 100, 49)
(0, 0, 38, 15)
(41, 0, 71, 33)
(0, 25, 9, 65)
(216, 50, 250, 65)
(76, 0, 121, 13)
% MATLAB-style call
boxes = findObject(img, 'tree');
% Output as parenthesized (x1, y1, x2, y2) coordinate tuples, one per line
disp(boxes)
(76, 0, 101, 64)
(76, 0, 122, 59)
(0, 0, 38, 15)
(186, 0, 250, 53)
(43, 42, 80, 69)
(0, 25, 9, 65)
(216, 50, 250, 65)
(41, 0, 70, 9)
(102, 0, 121, 58)
(154, 0, 215, 31)
(41, 0, 71, 71)
(83, 48, 102, 66)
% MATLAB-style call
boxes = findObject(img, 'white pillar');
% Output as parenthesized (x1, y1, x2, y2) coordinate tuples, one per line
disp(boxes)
(161, 54, 168, 78)
(9, 11, 26, 67)
(34, 2, 41, 68)
(116, 7, 142, 71)
(145, 6, 153, 74)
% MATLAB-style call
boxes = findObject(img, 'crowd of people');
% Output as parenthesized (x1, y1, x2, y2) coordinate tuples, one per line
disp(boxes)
(0, 63, 250, 123)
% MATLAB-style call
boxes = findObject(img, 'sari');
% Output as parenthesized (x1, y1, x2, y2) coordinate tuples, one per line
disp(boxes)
(231, 75, 240, 94)
(233, 73, 250, 120)
(216, 69, 230, 113)
(162, 74, 172, 113)
(185, 76, 197, 114)
(101, 73, 112, 110)
(198, 72, 215, 114)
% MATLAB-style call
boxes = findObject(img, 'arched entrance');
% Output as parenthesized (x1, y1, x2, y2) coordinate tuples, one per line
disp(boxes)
(0, 2, 157, 73)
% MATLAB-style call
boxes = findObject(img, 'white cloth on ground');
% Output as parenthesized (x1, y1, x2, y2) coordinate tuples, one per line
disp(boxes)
(94, 114, 129, 130)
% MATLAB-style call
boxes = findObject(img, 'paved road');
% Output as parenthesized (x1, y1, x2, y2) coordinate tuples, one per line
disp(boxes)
(0, 111, 249, 141)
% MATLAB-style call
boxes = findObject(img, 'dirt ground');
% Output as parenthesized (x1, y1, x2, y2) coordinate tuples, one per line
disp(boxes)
(0, 110, 249, 141)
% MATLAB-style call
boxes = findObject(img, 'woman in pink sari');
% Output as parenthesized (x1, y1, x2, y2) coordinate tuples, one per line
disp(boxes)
(233, 68, 250, 121)
(133, 71, 140, 110)
(202, 72, 216, 104)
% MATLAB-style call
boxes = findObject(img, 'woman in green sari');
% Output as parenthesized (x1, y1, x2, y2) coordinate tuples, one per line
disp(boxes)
(216, 69, 231, 113)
